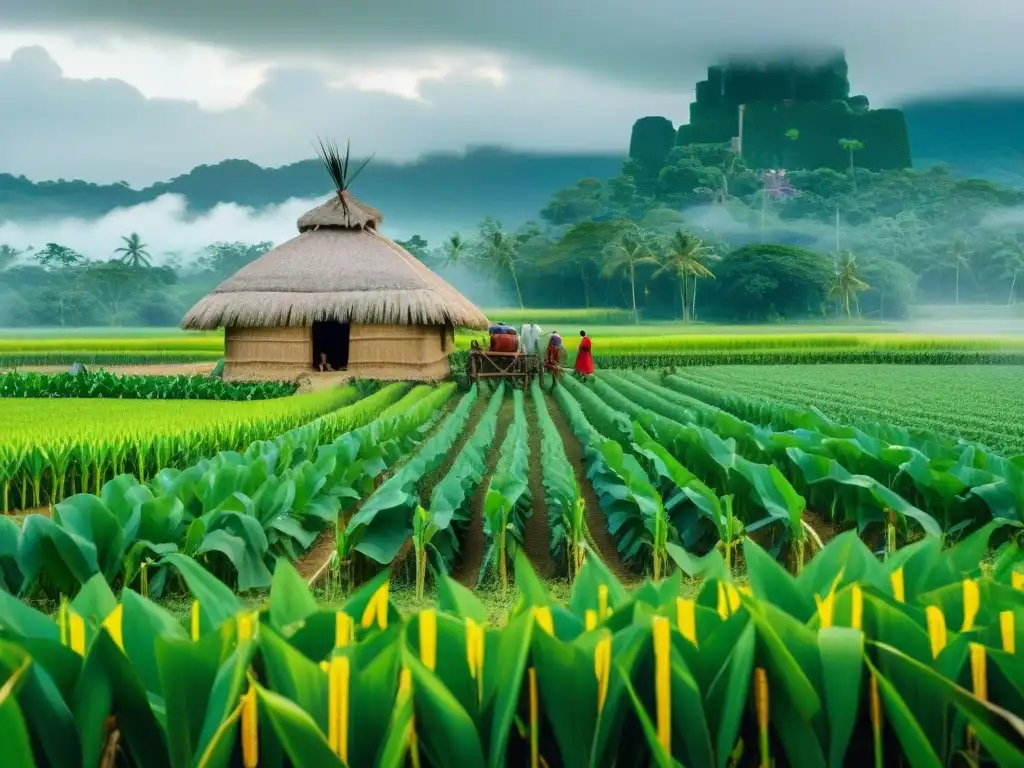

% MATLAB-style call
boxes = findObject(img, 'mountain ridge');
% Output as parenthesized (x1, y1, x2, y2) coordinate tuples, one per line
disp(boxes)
(4, 95, 1024, 231)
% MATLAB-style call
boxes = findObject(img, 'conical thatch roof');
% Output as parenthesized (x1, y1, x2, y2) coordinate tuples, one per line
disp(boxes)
(181, 190, 489, 331)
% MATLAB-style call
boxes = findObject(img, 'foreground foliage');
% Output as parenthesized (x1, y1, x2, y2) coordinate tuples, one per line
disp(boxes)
(0, 384, 455, 595)
(0, 533, 1021, 767)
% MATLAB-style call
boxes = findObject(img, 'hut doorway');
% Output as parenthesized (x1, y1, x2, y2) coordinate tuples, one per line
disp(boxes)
(312, 321, 350, 371)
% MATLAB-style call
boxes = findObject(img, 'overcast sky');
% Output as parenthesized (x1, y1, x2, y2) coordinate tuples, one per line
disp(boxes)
(1, 0, 1023, 185)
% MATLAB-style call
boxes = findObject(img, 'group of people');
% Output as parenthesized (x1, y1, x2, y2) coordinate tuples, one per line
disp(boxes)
(488, 321, 594, 381)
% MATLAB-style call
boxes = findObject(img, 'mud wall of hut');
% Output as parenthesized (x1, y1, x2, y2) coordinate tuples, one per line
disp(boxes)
(223, 326, 312, 379)
(221, 323, 454, 381)
(348, 323, 452, 380)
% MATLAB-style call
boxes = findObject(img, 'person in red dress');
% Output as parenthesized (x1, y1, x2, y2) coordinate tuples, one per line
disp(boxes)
(574, 330, 595, 380)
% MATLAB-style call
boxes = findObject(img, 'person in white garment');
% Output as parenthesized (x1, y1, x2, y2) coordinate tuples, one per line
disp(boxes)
(520, 324, 542, 357)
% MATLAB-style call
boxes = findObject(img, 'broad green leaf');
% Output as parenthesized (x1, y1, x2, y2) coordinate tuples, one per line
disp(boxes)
(436, 576, 487, 625)
(160, 552, 240, 629)
(818, 628, 864, 768)
(0, 655, 35, 768)
(268, 559, 318, 634)
(254, 682, 343, 768)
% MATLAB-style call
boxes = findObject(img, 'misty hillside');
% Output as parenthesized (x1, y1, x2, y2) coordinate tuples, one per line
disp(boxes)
(902, 95, 1024, 186)
(0, 148, 624, 235)
(4, 95, 1024, 233)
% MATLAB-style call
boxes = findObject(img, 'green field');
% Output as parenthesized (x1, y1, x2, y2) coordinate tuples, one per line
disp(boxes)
(674, 364, 1024, 455)
(2, 326, 1023, 766)
(0, 386, 359, 510)
(5, 323, 1024, 369)
(2, 374, 1021, 767)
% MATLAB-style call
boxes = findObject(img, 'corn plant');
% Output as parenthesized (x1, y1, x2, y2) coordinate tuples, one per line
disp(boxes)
(1, 530, 1021, 767)
(419, 383, 506, 597)
(0, 384, 368, 512)
(342, 386, 479, 572)
(530, 380, 587, 580)
(481, 389, 531, 595)
(2, 384, 434, 597)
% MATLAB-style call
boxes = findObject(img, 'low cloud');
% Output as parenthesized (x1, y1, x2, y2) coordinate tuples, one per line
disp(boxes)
(0, 46, 680, 184)
(0, 194, 329, 262)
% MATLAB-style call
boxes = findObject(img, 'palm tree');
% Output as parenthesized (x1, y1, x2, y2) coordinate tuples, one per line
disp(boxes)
(602, 226, 658, 324)
(946, 235, 973, 306)
(115, 233, 152, 268)
(994, 241, 1024, 305)
(828, 250, 870, 318)
(784, 128, 800, 167)
(441, 232, 466, 267)
(838, 138, 864, 190)
(653, 230, 717, 322)
(477, 219, 523, 309)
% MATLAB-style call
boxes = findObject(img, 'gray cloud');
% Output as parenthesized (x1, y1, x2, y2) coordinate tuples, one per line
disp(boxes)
(2, 0, 1023, 99)
(0, 46, 681, 183)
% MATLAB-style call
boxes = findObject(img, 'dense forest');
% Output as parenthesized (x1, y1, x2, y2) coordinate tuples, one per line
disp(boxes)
(4, 151, 1024, 326)
(4, 54, 1024, 326)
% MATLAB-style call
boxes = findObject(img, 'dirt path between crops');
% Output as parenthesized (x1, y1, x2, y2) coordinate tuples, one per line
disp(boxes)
(453, 396, 514, 587)
(521, 396, 555, 578)
(543, 391, 636, 584)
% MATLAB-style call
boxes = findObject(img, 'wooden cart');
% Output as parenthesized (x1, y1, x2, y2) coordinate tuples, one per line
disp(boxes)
(467, 340, 536, 389)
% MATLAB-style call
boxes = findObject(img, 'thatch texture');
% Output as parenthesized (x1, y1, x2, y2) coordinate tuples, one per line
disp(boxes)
(181, 194, 488, 331)
(297, 191, 382, 231)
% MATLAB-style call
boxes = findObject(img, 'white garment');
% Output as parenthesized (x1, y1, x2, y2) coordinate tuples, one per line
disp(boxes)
(521, 324, 542, 355)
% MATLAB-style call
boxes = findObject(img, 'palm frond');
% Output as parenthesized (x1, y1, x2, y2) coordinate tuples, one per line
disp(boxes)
(313, 137, 374, 196)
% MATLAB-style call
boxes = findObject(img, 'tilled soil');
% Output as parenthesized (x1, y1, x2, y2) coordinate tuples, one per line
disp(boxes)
(297, 396, 461, 586)
(453, 397, 515, 587)
(542, 391, 637, 584)
(520, 396, 556, 578)
(296, 524, 341, 585)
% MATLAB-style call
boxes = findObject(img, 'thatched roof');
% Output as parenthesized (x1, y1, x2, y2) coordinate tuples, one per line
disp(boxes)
(181, 191, 489, 331)
(297, 190, 383, 231)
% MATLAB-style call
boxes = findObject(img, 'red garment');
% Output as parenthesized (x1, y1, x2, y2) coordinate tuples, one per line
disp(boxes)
(544, 341, 562, 371)
(574, 336, 595, 375)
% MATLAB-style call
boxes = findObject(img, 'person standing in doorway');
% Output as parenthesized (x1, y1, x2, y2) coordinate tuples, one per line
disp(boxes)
(574, 330, 595, 381)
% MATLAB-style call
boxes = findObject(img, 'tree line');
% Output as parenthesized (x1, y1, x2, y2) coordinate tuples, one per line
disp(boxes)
(4, 140, 1024, 327)
(0, 240, 273, 328)
(405, 142, 1024, 322)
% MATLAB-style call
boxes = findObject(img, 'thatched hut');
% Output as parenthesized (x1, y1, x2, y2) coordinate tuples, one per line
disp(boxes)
(181, 142, 488, 381)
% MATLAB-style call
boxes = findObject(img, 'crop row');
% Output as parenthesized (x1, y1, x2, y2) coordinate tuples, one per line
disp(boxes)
(658, 372, 1022, 530)
(0, 385, 368, 512)
(674, 365, 1024, 456)
(0, 351, 223, 367)
(545, 370, 1024, 583)
(1, 531, 1021, 767)
(0, 334, 224, 352)
(0, 369, 296, 400)
(0, 383, 465, 597)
